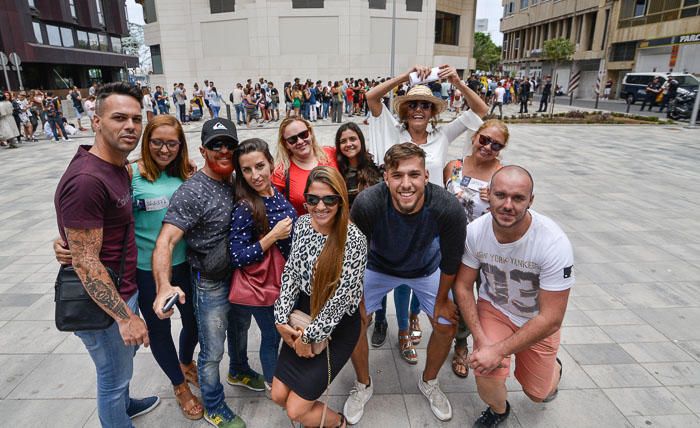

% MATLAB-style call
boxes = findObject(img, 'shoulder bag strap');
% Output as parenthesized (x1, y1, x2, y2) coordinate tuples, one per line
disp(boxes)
(284, 169, 290, 200)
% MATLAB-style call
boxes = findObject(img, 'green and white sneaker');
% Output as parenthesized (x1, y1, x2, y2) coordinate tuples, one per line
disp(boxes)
(204, 403, 246, 428)
(227, 371, 266, 392)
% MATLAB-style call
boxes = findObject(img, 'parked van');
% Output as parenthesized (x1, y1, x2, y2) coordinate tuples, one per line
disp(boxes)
(621, 72, 699, 104)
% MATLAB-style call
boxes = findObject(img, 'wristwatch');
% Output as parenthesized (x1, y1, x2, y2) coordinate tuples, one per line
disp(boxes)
(301, 333, 311, 345)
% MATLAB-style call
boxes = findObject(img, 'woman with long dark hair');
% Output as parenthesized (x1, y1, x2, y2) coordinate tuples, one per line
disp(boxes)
(228, 138, 297, 395)
(272, 166, 367, 428)
(334, 122, 382, 205)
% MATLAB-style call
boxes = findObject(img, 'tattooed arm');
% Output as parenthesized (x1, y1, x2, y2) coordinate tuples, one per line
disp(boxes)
(65, 227, 149, 347)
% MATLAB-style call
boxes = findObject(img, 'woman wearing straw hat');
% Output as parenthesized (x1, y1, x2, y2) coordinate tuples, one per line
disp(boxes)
(366, 64, 488, 186)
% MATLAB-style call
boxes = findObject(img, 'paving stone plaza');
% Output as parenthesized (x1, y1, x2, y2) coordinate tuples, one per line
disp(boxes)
(0, 119, 699, 427)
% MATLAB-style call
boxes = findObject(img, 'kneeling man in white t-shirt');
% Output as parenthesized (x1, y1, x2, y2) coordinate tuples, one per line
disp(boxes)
(454, 165, 574, 428)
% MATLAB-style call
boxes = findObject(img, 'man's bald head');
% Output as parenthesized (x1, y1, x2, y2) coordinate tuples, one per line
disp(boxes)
(491, 165, 534, 196)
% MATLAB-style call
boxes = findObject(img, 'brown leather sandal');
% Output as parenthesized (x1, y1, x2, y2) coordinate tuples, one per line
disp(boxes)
(180, 361, 200, 388)
(452, 346, 469, 378)
(174, 382, 204, 420)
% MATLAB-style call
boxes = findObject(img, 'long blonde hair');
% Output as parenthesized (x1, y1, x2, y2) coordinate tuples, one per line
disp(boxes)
(275, 117, 328, 172)
(305, 166, 349, 319)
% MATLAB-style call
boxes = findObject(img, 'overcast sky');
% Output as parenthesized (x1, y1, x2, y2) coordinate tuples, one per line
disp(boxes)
(125, 0, 503, 44)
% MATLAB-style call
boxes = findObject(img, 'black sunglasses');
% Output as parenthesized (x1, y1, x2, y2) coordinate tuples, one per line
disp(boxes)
(478, 134, 505, 152)
(285, 129, 310, 145)
(304, 193, 341, 207)
(205, 139, 237, 152)
(407, 101, 433, 110)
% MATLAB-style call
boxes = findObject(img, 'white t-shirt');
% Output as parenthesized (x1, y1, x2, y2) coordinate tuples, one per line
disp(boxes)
(368, 104, 483, 186)
(462, 210, 575, 327)
(494, 87, 506, 103)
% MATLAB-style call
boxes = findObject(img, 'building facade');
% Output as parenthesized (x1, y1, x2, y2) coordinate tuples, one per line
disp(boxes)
(138, 0, 477, 91)
(500, 0, 700, 99)
(0, 0, 138, 91)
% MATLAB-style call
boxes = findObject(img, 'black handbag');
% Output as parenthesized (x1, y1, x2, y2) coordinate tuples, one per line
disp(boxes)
(54, 225, 130, 332)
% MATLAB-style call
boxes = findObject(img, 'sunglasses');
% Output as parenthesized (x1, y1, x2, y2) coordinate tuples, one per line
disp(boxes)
(205, 140, 237, 152)
(478, 134, 506, 152)
(304, 193, 341, 207)
(407, 101, 433, 110)
(285, 129, 310, 145)
(150, 139, 181, 150)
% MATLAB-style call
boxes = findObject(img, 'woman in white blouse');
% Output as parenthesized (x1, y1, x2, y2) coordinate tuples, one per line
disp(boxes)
(366, 64, 488, 186)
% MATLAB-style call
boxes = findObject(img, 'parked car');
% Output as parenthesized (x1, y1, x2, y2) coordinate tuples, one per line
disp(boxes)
(621, 72, 699, 104)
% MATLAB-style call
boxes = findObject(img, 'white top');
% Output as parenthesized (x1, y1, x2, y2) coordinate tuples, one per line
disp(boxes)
(142, 94, 152, 112)
(462, 210, 575, 327)
(368, 104, 483, 186)
(208, 92, 222, 107)
(494, 87, 506, 103)
(232, 88, 244, 104)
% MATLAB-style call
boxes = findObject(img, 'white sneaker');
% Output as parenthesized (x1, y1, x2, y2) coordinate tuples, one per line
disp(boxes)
(418, 377, 452, 421)
(343, 377, 373, 425)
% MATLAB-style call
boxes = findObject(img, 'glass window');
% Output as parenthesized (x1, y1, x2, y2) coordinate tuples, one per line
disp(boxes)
(520, 0, 529, 8)
(77, 30, 88, 48)
(435, 11, 460, 45)
(46, 25, 62, 46)
(33, 21, 43, 43)
(633, 0, 647, 16)
(60, 27, 74, 47)
(88, 68, 102, 80)
(28, 0, 36, 8)
(111, 36, 122, 53)
(96, 0, 104, 25)
(88, 32, 99, 50)
(210, 0, 235, 12)
(98, 33, 108, 51)
(369, 0, 386, 9)
(292, 0, 323, 7)
(150, 45, 163, 74)
(69, 0, 77, 18)
(406, 0, 422, 12)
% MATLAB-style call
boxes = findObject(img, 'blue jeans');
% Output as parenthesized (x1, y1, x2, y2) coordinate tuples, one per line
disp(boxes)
(375, 285, 421, 331)
(322, 101, 330, 118)
(234, 103, 246, 123)
(230, 304, 280, 383)
(75, 293, 139, 428)
(302, 102, 310, 120)
(211, 105, 220, 118)
(192, 272, 244, 413)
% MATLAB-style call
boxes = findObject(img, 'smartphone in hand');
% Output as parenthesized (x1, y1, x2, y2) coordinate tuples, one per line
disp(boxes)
(162, 293, 179, 312)
(409, 67, 440, 86)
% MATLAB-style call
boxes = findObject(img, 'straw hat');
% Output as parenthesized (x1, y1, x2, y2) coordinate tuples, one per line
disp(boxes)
(393, 84, 447, 117)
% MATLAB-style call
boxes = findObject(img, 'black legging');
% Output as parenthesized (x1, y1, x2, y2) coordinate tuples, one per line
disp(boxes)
(136, 262, 198, 385)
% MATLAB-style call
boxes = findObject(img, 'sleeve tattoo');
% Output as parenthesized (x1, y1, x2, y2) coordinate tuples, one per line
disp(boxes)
(65, 228, 130, 321)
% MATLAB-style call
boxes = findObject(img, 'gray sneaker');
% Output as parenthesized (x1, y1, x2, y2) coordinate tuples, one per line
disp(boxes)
(418, 377, 452, 421)
(343, 377, 373, 425)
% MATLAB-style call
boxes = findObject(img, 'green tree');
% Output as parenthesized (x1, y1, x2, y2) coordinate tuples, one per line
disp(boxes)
(473, 32, 501, 73)
(122, 22, 151, 72)
(543, 38, 574, 115)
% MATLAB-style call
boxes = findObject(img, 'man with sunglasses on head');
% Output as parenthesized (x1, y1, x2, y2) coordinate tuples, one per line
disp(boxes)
(152, 118, 250, 428)
(344, 143, 467, 424)
(453, 165, 574, 427)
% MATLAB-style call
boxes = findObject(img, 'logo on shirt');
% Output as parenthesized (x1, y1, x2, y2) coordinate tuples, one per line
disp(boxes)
(213, 122, 227, 130)
(563, 265, 573, 279)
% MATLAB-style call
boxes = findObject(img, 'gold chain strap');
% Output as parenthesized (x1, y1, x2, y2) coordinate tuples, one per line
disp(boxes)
(319, 341, 331, 427)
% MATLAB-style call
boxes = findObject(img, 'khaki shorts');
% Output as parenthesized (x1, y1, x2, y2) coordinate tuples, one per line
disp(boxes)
(474, 299, 560, 400)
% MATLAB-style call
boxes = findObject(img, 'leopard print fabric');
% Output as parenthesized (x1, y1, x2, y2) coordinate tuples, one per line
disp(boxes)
(274, 214, 368, 343)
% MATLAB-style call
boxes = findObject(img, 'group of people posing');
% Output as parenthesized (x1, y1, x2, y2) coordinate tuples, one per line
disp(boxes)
(54, 64, 574, 428)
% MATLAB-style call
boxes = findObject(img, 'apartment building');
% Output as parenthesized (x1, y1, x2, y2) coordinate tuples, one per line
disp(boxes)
(137, 0, 477, 91)
(500, 0, 700, 99)
(0, 0, 137, 90)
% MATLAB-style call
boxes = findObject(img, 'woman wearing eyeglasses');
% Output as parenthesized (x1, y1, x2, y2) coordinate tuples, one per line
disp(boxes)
(52, 115, 203, 420)
(443, 119, 509, 379)
(366, 64, 488, 187)
(272, 166, 367, 428)
(272, 117, 338, 214)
